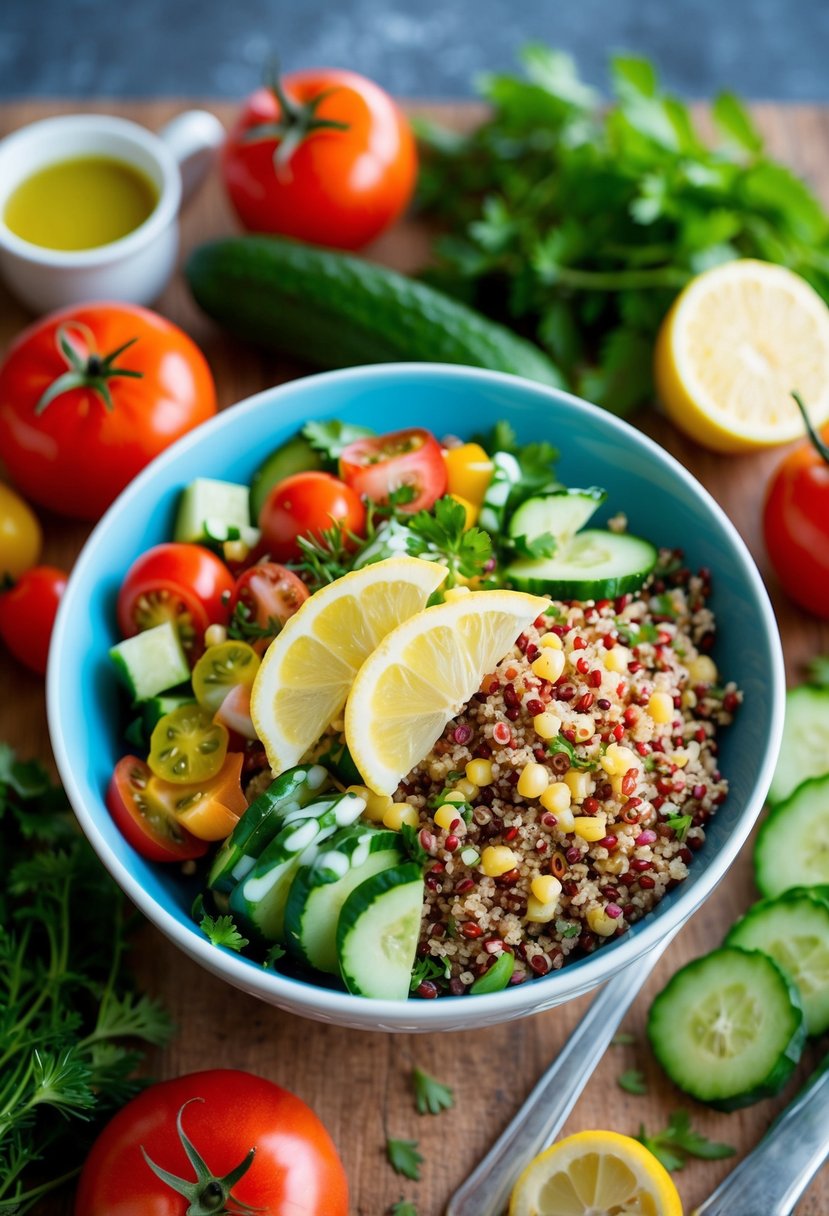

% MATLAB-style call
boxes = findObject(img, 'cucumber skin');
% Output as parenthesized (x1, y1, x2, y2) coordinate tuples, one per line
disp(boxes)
(506, 568, 652, 599)
(187, 238, 565, 389)
(336, 862, 424, 999)
(754, 774, 829, 899)
(648, 946, 806, 1111)
(250, 436, 323, 521)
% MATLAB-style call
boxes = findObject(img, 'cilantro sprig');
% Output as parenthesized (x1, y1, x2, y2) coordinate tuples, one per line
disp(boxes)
(199, 912, 250, 952)
(406, 495, 493, 588)
(387, 1138, 424, 1181)
(411, 1068, 455, 1116)
(637, 1110, 735, 1172)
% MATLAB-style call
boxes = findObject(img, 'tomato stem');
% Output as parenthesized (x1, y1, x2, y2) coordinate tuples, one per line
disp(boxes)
(792, 391, 829, 467)
(242, 59, 350, 172)
(34, 324, 144, 415)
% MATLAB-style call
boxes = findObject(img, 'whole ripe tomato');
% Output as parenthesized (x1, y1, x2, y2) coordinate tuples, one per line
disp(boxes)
(0, 304, 216, 521)
(259, 472, 366, 562)
(339, 427, 448, 512)
(763, 396, 829, 618)
(117, 543, 235, 659)
(0, 565, 67, 675)
(222, 68, 417, 250)
(75, 1069, 349, 1216)
(0, 482, 42, 579)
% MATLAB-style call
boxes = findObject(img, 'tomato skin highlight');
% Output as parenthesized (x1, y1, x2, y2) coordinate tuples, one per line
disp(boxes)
(75, 1069, 349, 1216)
(117, 543, 235, 652)
(763, 423, 829, 618)
(0, 304, 216, 521)
(106, 756, 208, 863)
(339, 427, 447, 512)
(230, 561, 310, 650)
(0, 565, 66, 675)
(222, 70, 417, 250)
(258, 472, 366, 562)
(0, 483, 42, 580)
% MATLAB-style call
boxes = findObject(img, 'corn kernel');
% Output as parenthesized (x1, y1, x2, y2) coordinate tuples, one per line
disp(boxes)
(466, 758, 494, 787)
(383, 802, 420, 831)
(572, 714, 595, 742)
(604, 645, 631, 674)
(444, 790, 466, 804)
(531, 874, 562, 904)
(539, 631, 563, 650)
(557, 806, 576, 832)
(532, 712, 560, 741)
(455, 778, 479, 801)
(526, 895, 560, 923)
(681, 689, 698, 710)
(540, 781, 571, 815)
(223, 539, 250, 563)
(531, 649, 565, 683)
(688, 655, 718, 685)
(564, 769, 593, 802)
(448, 494, 478, 530)
(444, 584, 472, 602)
(330, 717, 345, 733)
(573, 814, 607, 842)
(587, 906, 618, 937)
(481, 845, 519, 877)
(672, 750, 689, 768)
(204, 624, 227, 648)
(600, 742, 638, 776)
(648, 690, 674, 725)
(434, 803, 461, 832)
(517, 762, 549, 799)
(348, 784, 381, 821)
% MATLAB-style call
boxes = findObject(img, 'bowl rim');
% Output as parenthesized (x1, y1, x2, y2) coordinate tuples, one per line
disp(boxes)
(47, 362, 786, 1028)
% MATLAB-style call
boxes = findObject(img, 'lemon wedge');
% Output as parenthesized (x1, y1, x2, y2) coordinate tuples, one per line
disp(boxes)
(654, 259, 829, 451)
(509, 1130, 683, 1216)
(344, 589, 549, 795)
(250, 556, 447, 775)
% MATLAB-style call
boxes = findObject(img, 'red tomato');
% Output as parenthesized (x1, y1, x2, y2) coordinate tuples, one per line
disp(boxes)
(230, 561, 310, 650)
(0, 304, 216, 521)
(0, 565, 67, 675)
(106, 756, 208, 863)
(763, 405, 829, 618)
(117, 543, 235, 658)
(339, 427, 447, 512)
(258, 472, 366, 562)
(222, 68, 417, 250)
(75, 1068, 349, 1216)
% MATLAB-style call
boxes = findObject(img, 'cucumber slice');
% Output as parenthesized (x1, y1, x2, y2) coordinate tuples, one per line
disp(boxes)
(506, 530, 657, 599)
(508, 487, 607, 549)
(230, 790, 366, 941)
(725, 889, 829, 1035)
(648, 946, 805, 1110)
(755, 774, 829, 899)
(250, 435, 323, 520)
(769, 685, 829, 805)
(337, 862, 425, 1000)
(479, 451, 521, 534)
(175, 477, 254, 545)
(284, 826, 403, 974)
(110, 622, 190, 702)
(208, 763, 332, 894)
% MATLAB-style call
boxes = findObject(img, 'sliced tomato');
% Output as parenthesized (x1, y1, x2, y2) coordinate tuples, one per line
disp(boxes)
(192, 640, 260, 712)
(230, 561, 310, 649)
(106, 756, 208, 862)
(117, 543, 235, 658)
(339, 427, 447, 512)
(215, 683, 258, 741)
(149, 752, 247, 841)
(148, 703, 229, 785)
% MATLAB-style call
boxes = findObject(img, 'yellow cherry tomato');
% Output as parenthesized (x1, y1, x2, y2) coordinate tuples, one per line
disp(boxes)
(192, 640, 260, 713)
(148, 704, 229, 785)
(449, 493, 478, 530)
(443, 443, 494, 508)
(0, 483, 42, 580)
(149, 752, 247, 841)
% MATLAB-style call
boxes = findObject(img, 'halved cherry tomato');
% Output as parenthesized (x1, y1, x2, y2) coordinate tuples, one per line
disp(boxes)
(230, 561, 310, 650)
(0, 483, 42, 580)
(215, 683, 258, 740)
(117, 543, 235, 658)
(150, 752, 247, 841)
(106, 756, 208, 862)
(443, 442, 495, 508)
(258, 472, 366, 562)
(148, 703, 229, 785)
(339, 427, 447, 512)
(192, 640, 260, 713)
(0, 564, 67, 675)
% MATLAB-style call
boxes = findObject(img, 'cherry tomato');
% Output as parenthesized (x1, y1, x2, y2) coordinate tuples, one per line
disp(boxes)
(75, 1068, 349, 1216)
(192, 640, 261, 712)
(215, 683, 258, 740)
(0, 565, 67, 675)
(106, 756, 208, 862)
(148, 703, 229, 785)
(339, 427, 448, 512)
(222, 68, 417, 250)
(0, 483, 42, 580)
(0, 304, 216, 521)
(230, 561, 310, 649)
(258, 472, 366, 563)
(150, 751, 247, 841)
(763, 400, 829, 618)
(117, 543, 235, 659)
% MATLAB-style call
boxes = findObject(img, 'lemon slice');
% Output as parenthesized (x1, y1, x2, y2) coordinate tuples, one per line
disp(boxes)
(509, 1131, 682, 1216)
(654, 259, 829, 451)
(345, 589, 549, 795)
(250, 556, 447, 775)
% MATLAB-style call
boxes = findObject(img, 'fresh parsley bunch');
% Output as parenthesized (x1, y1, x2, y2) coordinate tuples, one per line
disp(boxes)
(417, 45, 829, 414)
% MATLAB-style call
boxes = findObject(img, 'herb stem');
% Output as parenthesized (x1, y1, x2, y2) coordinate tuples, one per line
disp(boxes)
(550, 265, 691, 292)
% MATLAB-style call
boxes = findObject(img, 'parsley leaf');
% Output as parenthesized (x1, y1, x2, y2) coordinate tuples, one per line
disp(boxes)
(200, 913, 249, 952)
(548, 735, 597, 770)
(637, 1111, 735, 1172)
(665, 812, 692, 841)
(411, 1067, 455, 1115)
(806, 654, 829, 688)
(387, 1138, 424, 1181)
(618, 1069, 648, 1095)
(409, 955, 451, 993)
(227, 600, 283, 643)
(401, 822, 431, 866)
(263, 944, 286, 969)
(407, 495, 493, 587)
(390, 1202, 418, 1216)
(555, 918, 580, 939)
(301, 419, 375, 462)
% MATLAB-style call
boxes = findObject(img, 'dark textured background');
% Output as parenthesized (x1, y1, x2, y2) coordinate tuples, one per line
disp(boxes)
(4, 0, 829, 99)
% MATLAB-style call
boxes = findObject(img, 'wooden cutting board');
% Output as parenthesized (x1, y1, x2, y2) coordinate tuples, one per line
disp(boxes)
(2, 99, 828, 1216)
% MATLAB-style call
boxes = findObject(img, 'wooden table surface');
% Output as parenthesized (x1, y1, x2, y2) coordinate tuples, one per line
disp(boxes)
(2, 99, 828, 1216)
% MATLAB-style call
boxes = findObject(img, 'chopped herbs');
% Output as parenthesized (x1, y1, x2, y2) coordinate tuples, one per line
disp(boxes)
(409, 955, 451, 992)
(227, 599, 282, 643)
(302, 419, 375, 462)
(618, 1069, 648, 1095)
(263, 943, 287, 969)
(411, 1068, 455, 1116)
(555, 918, 580, 939)
(199, 912, 250, 952)
(390, 1201, 418, 1216)
(637, 1110, 736, 1172)
(387, 1138, 424, 1181)
(406, 495, 493, 587)
(292, 522, 358, 588)
(665, 812, 693, 841)
(548, 734, 597, 770)
(401, 822, 432, 866)
(511, 531, 558, 560)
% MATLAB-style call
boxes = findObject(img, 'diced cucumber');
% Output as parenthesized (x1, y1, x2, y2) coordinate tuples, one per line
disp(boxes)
(141, 693, 196, 732)
(755, 774, 829, 899)
(250, 435, 323, 520)
(175, 477, 254, 546)
(648, 946, 805, 1110)
(478, 451, 521, 534)
(208, 763, 332, 894)
(230, 790, 366, 941)
(353, 519, 412, 569)
(284, 826, 403, 974)
(725, 889, 829, 1036)
(337, 862, 425, 1000)
(769, 685, 829, 805)
(508, 487, 607, 550)
(506, 530, 657, 599)
(110, 622, 190, 702)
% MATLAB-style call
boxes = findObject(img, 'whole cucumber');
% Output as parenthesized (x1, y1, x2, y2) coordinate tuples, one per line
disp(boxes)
(186, 236, 565, 388)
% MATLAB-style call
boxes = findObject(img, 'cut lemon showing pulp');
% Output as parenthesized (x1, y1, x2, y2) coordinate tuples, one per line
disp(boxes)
(345, 589, 549, 795)
(655, 259, 829, 451)
(250, 556, 447, 775)
(509, 1131, 682, 1216)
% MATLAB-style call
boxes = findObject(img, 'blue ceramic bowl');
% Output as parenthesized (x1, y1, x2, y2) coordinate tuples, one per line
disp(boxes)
(48, 364, 784, 1033)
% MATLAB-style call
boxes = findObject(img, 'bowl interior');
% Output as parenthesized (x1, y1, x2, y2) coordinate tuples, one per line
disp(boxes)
(49, 365, 782, 1031)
